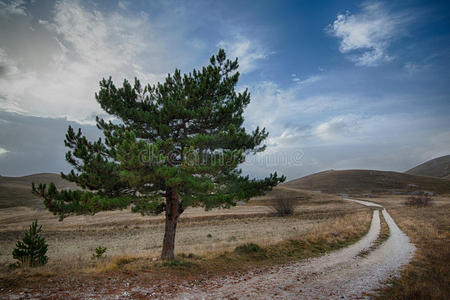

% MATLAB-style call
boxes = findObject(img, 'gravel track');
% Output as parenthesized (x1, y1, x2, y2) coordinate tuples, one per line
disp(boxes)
(173, 198, 415, 299)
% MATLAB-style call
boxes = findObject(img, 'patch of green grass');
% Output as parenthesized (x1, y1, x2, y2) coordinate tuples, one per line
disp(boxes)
(234, 243, 267, 260)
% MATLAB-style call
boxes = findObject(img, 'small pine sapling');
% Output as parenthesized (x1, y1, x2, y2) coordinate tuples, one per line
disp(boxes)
(12, 220, 48, 267)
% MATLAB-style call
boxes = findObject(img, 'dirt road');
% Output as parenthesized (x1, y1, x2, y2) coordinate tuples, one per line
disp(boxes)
(173, 198, 415, 299)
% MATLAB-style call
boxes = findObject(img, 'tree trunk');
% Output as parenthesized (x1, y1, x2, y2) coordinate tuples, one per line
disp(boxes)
(161, 189, 181, 260)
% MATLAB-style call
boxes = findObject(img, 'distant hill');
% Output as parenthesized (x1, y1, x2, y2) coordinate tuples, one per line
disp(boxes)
(0, 173, 77, 209)
(284, 169, 450, 195)
(406, 155, 450, 178)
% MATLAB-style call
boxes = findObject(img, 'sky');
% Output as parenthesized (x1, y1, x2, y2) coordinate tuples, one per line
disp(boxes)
(0, 0, 449, 179)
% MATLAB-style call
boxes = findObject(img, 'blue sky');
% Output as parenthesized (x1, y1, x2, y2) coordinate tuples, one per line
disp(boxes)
(0, 0, 449, 178)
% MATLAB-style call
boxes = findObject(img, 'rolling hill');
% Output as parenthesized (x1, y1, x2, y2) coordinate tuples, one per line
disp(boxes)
(0, 173, 77, 209)
(406, 155, 450, 178)
(284, 169, 450, 195)
(3, 167, 450, 209)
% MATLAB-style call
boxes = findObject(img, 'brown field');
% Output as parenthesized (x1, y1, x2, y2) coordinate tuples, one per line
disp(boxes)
(0, 187, 367, 277)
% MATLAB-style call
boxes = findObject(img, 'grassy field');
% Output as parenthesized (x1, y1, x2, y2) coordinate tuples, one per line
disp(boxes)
(0, 187, 371, 290)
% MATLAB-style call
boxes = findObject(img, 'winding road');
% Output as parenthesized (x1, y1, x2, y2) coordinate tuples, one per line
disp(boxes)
(174, 197, 416, 299)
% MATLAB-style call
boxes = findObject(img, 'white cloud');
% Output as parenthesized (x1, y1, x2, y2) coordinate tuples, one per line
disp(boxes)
(0, 146, 9, 155)
(314, 115, 361, 141)
(327, 1, 409, 66)
(0, 1, 166, 123)
(242, 84, 450, 178)
(245, 79, 349, 129)
(243, 79, 359, 153)
(0, 0, 27, 16)
(217, 35, 267, 73)
(244, 75, 449, 156)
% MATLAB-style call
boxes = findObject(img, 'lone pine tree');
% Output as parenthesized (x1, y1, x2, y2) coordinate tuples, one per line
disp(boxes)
(32, 49, 285, 260)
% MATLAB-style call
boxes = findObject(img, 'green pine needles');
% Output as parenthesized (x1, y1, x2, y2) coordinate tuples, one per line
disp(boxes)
(32, 182, 131, 221)
(32, 49, 285, 259)
(12, 220, 48, 267)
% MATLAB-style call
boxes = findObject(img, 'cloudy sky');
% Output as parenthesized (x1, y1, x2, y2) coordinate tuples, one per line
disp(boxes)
(0, 0, 449, 179)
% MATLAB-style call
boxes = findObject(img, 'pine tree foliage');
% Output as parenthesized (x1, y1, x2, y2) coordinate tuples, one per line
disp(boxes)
(12, 220, 48, 267)
(32, 49, 285, 259)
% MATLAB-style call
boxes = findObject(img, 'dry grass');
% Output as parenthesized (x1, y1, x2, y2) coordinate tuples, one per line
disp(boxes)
(80, 209, 372, 281)
(0, 187, 362, 267)
(360, 195, 450, 299)
(0, 208, 363, 268)
(0, 193, 371, 290)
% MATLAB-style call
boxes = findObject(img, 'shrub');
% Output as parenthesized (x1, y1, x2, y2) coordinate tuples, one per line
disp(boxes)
(91, 246, 107, 260)
(12, 220, 48, 267)
(405, 194, 433, 207)
(269, 191, 301, 216)
(234, 243, 266, 255)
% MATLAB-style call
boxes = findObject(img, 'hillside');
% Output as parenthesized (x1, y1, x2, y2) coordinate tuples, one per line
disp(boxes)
(0, 173, 77, 209)
(284, 169, 450, 195)
(406, 155, 450, 178)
